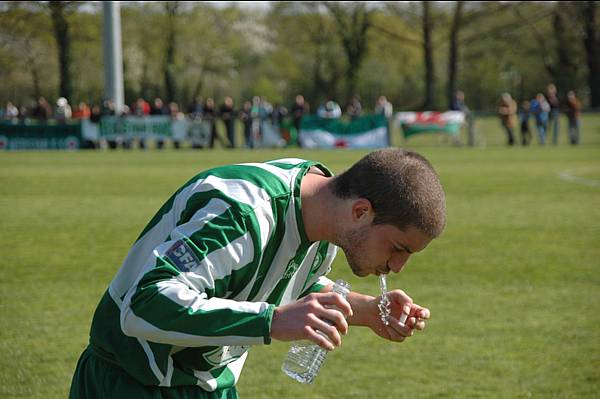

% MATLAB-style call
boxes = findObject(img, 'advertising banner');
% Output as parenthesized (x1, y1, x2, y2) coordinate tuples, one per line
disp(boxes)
(395, 111, 465, 138)
(0, 122, 81, 150)
(299, 114, 389, 148)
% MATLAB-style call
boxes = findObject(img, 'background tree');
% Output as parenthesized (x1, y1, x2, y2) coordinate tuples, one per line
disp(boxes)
(48, 1, 75, 101)
(0, 1, 597, 112)
(422, 1, 435, 109)
(578, 1, 600, 107)
(324, 2, 373, 102)
(267, 2, 345, 106)
(447, 1, 464, 108)
(163, 1, 179, 104)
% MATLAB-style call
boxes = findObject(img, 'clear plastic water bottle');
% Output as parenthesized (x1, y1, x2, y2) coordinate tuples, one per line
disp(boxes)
(281, 279, 351, 384)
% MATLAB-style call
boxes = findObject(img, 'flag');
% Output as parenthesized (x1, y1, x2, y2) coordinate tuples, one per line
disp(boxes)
(395, 111, 465, 138)
(299, 114, 389, 148)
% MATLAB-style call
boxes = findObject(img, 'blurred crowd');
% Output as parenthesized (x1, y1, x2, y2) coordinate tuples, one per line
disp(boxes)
(0, 94, 394, 149)
(1, 86, 584, 148)
(495, 83, 582, 146)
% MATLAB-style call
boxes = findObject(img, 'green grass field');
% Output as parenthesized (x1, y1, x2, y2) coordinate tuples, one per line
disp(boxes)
(1, 115, 599, 398)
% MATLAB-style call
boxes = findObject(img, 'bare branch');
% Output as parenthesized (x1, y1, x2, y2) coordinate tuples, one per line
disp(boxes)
(370, 23, 422, 47)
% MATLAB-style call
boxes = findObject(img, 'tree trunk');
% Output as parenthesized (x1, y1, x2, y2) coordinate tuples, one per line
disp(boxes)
(49, 1, 72, 100)
(552, 8, 578, 96)
(581, 1, 600, 107)
(423, 1, 435, 109)
(447, 1, 464, 108)
(164, 2, 179, 103)
(31, 64, 41, 101)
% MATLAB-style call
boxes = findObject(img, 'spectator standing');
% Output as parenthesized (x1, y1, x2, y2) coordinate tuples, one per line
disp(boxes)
(127, 98, 147, 149)
(530, 93, 550, 145)
(204, 98, 220, 149)
(375, 95, 394, 147)
(32, 97, 52, 121)
(565, 90, 582, 145)
(546, 84, 560, 145)
(133, 98, 151, 116)
(102, 99, 116, 116)
(346, 95, 363, 119)
(497, 93, 517, 146)
(250, 96, 263, 148)
(271, 103, 288, 128)
(449, 91, 473, 146)
(169, 102, 184, 150)
(18, 105, 29, 123)
(73, 102, 91, 119)
(375, 95, 393, 119)
(150, 98, 168, 116)
(291, 94, 307, 135)
(56, 97, 72, 124)
(219, 97, 236, 148)
(4, 101, 19, 121)
(150, 98, 169, 149)
(519, 100, 532, 146)
(238, 101, 253, 149)
(187, 96, 203, 119)
(317, 100, 342, 119)
(90, 105, 102, 124)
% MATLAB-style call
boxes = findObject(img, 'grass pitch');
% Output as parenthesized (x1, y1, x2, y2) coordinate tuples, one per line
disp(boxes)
(0, 115, 599, 398)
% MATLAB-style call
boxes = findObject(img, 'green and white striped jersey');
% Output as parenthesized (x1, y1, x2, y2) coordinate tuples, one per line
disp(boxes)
(88, 158, 338, 391)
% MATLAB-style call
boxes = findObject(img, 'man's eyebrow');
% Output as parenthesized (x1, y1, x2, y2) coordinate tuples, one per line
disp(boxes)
(395, 242, 414, 254)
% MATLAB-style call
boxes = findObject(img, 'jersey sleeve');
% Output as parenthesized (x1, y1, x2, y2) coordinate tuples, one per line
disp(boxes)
(119, 200, 275, 347)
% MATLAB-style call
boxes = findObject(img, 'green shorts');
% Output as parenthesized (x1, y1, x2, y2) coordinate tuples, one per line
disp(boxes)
(69, 347, 239, 399)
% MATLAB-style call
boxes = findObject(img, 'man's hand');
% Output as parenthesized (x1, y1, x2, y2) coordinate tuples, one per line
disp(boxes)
(348, 289, 430, 343)
(270, 292, 353, 351)
(378, 289, 430, 342)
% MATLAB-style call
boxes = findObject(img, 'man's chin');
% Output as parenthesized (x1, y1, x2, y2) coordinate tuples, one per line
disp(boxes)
(349, 265, 369, 277)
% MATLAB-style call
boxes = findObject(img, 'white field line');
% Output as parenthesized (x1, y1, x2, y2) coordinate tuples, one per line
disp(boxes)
(557, 169, 600, 188)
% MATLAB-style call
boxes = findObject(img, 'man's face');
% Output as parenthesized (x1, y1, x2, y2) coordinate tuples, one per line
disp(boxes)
(338, 223, 433, 277)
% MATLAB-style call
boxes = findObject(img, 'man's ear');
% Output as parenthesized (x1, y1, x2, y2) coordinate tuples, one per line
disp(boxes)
(351, 198, 374, 222)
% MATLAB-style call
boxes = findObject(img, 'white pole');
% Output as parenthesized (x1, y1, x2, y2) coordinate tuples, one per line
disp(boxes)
(102, 1, 124, 115)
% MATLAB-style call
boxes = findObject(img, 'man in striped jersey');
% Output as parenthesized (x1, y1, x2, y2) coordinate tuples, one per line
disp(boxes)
(70, 148, 446, 398)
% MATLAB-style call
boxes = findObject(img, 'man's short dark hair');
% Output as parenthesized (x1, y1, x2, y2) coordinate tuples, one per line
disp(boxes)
(332, 148, 446, 237)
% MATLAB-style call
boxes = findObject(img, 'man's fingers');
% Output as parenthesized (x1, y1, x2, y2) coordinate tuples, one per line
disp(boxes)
(417, 307, 431, 320)
(388, 289, 413, 307)
(304, 326, 336, 351)
(384, 315, 413, 342)
(317, 292, 353, 318)
(413, 318, 426, 331)
(305, 315, 342, 350)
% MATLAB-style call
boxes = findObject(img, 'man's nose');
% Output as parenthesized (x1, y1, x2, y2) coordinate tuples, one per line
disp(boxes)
(388, 253, 410, 273)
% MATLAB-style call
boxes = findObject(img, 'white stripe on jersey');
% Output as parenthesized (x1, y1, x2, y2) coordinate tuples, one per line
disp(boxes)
(137, 337, 165, 384)
(193, 175, 274, 251)
(279, 243, 319, 305)
(267, 158, 308, 165)
(155, 280, 269, 314)
(162, 352, 175, 387)
(251, 192, 301, 301)
(193, 369, 218, 392)
(170, 198, 231, 240)
(121, 304, 268, 347)
(238, 162, 294, 187)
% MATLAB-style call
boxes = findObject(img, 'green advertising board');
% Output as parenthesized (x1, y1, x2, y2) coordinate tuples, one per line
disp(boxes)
(99, 116, 172, 138)
(0, 122, 82, 150)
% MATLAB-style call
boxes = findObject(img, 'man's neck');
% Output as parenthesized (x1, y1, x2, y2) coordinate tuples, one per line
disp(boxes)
(300, 171, 338, 243)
